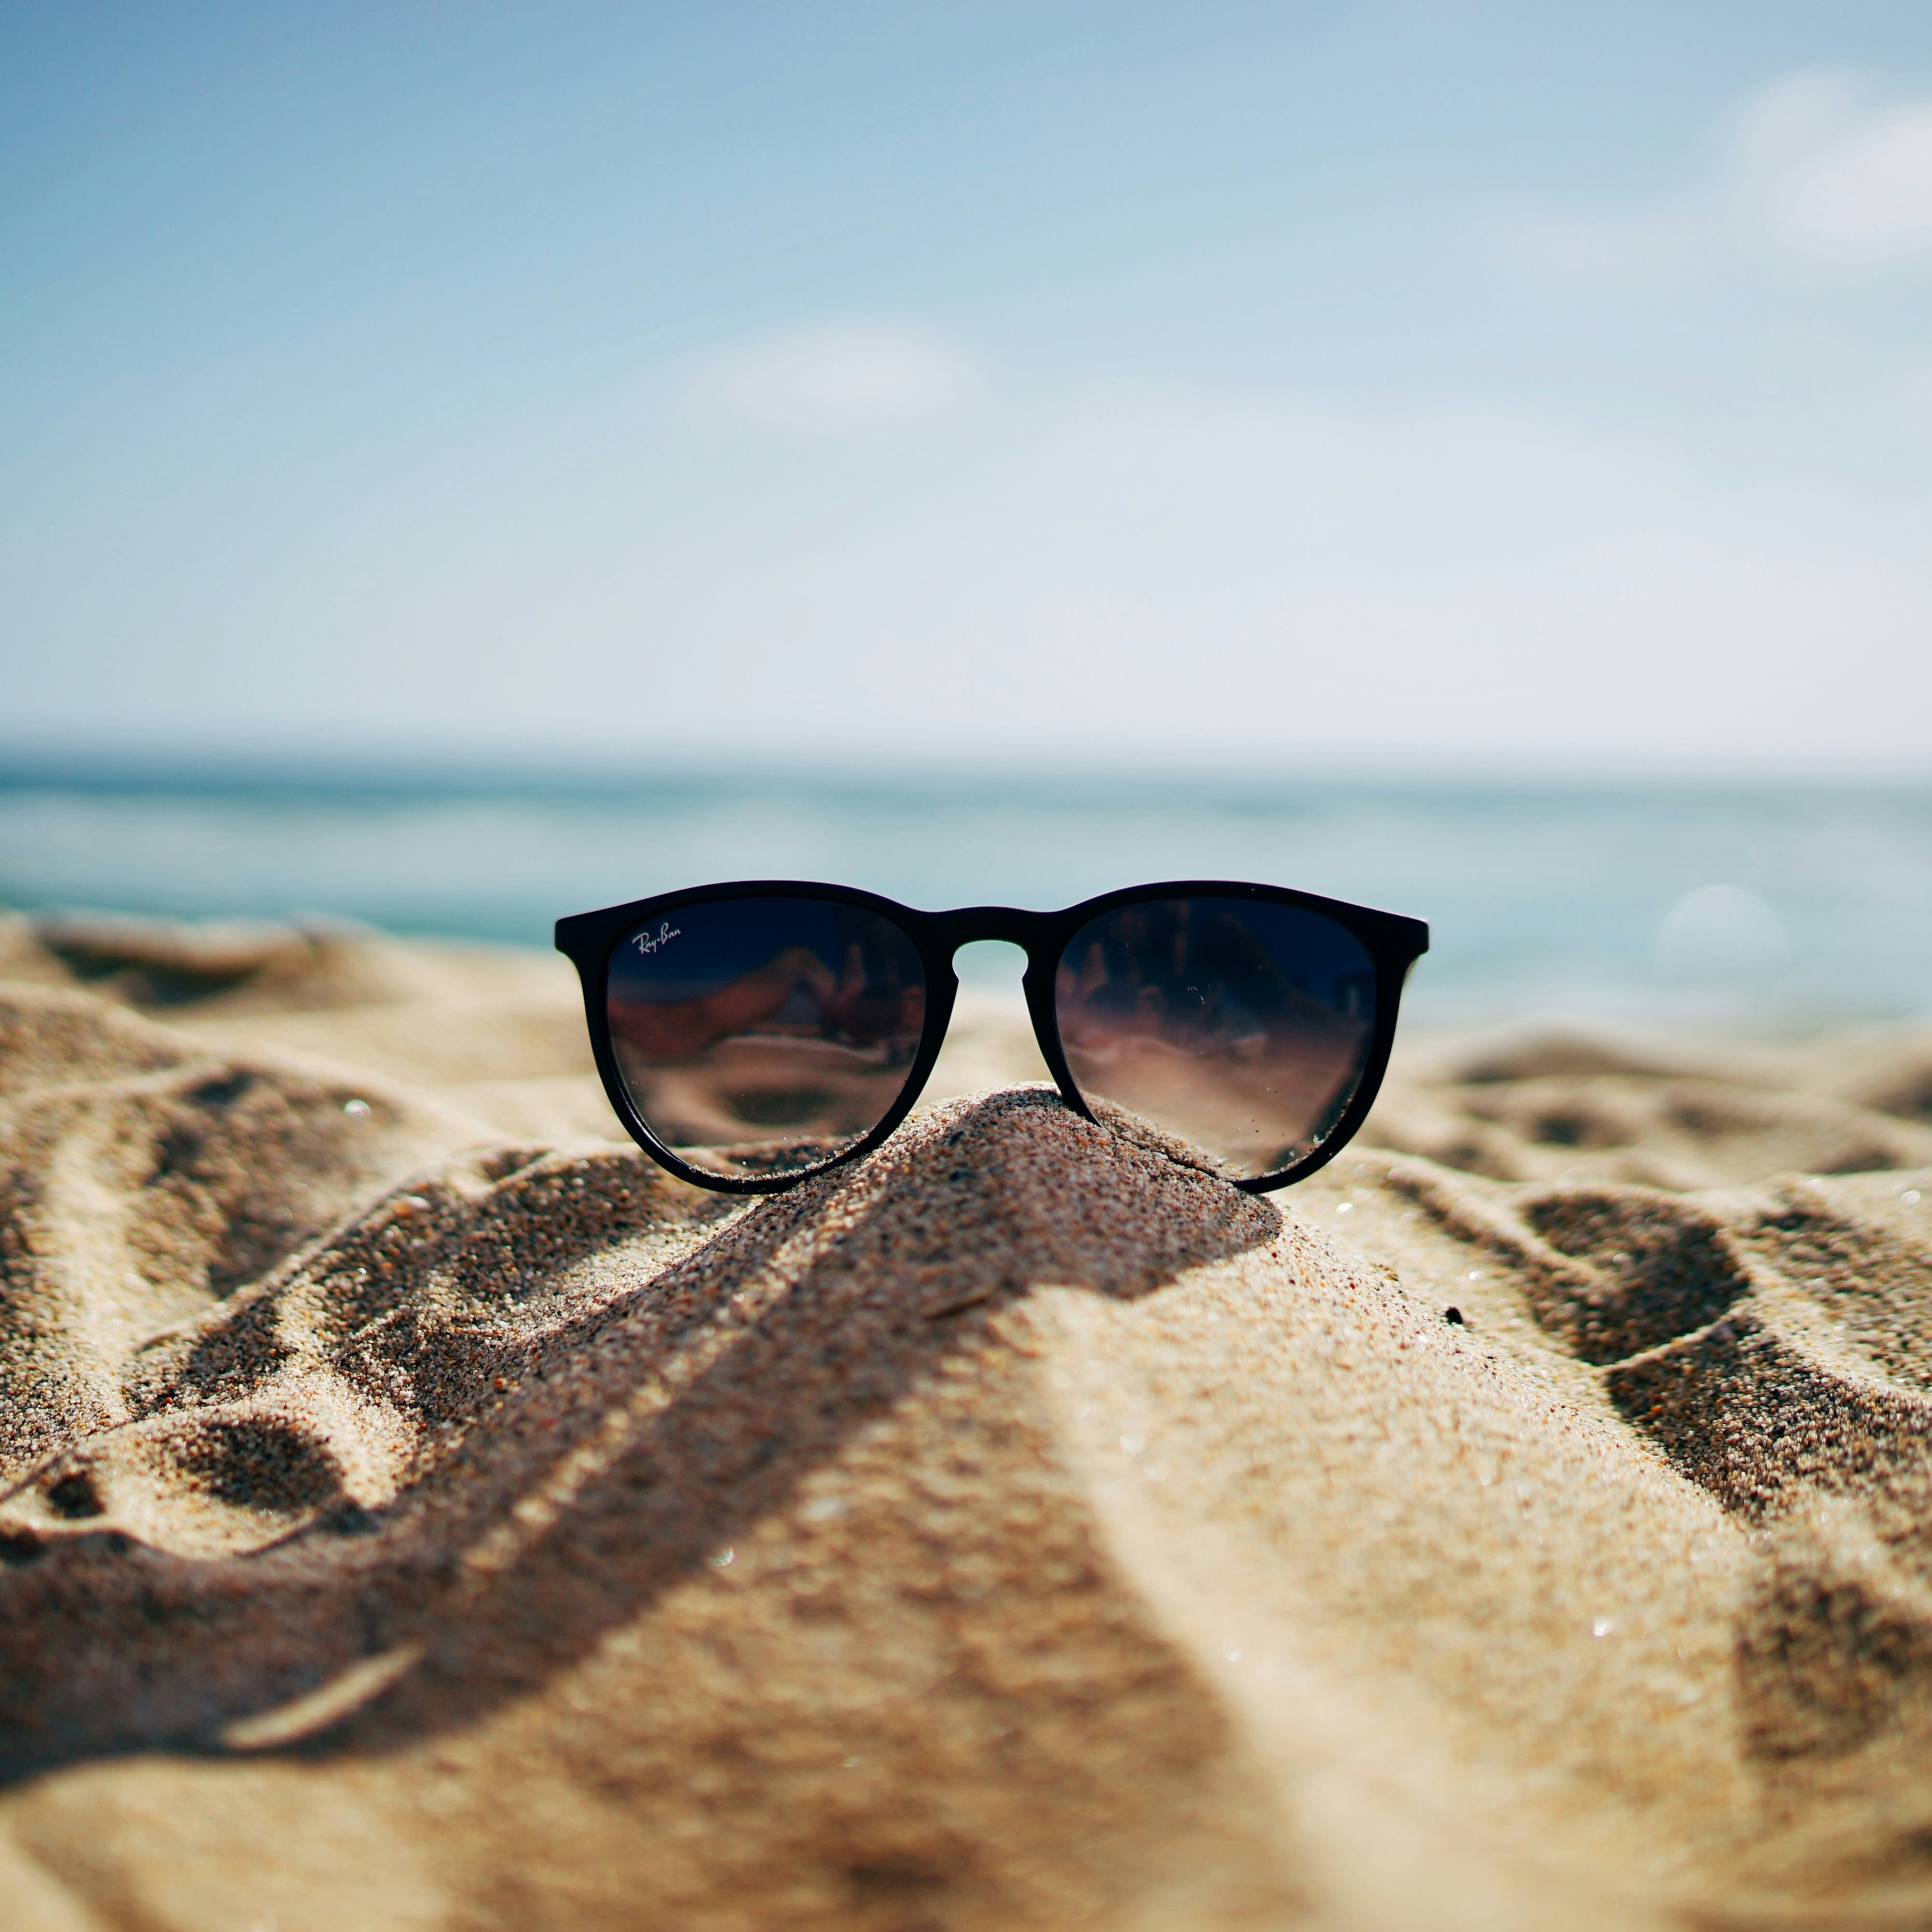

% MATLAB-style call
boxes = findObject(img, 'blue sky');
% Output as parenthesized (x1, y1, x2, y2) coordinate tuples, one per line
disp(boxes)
(5, 2, 1931, 772)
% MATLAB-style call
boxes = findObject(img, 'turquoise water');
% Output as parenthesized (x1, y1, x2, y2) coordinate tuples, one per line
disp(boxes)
(1, 762, 1928, 1033)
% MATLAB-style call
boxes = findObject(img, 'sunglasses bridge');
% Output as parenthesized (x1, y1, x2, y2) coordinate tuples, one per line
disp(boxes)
(923, 906, 1062, 974)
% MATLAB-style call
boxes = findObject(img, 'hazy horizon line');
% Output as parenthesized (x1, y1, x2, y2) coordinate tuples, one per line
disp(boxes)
(2, 739, 1929, 800)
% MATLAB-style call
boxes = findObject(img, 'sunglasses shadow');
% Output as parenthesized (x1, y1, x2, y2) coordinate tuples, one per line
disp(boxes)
(0, 1088, 1282, 1783)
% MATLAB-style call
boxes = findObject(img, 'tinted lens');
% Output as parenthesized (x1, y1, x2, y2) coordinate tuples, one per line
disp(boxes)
(606, 896, 926, 1179)
(1055, 896, 1379, 1180)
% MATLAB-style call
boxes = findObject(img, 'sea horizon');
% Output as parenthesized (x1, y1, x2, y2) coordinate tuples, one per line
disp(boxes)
(3, 754, 1929, 1039)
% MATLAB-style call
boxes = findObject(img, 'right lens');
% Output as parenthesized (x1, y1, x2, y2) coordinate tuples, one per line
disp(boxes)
(605, 895, 926, 1179)
(1054, 894, 1379, 1180)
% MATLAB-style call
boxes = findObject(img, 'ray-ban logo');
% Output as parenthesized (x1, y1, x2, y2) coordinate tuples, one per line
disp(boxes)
(633, 921, 682, 956)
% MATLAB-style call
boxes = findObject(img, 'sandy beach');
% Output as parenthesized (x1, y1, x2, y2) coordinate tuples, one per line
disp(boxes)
(1, 907, 1930, 1930)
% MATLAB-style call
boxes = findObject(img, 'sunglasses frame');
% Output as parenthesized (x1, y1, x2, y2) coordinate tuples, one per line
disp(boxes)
(556, 879, 1429, 1197)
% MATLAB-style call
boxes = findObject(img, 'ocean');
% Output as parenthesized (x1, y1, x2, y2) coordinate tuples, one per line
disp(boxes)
(1, 761, 1928, 1036)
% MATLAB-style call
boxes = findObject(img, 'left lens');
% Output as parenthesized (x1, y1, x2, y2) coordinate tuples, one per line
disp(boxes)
(606, 895, 925, 1179)
(1054, 895, 1379, 1180)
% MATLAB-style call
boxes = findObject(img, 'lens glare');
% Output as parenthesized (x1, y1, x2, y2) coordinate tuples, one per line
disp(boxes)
(1055, 896, 1378, 1180)
(606, 896, 925, 1178)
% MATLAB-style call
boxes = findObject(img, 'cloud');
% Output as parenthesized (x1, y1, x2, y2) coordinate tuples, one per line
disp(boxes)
(675, 318, 992, 432)
(1485, 67, 1932, 278)
(1761, 95, 1932, 266)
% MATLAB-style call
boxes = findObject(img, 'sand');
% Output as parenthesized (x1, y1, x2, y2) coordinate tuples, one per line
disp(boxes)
(1, 907, 1931, 1931)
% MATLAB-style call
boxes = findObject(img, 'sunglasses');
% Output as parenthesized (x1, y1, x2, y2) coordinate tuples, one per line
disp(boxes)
(556, 880, 1428, 1196)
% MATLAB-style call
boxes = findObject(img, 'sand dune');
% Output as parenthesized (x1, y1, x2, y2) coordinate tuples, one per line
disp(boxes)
(1, 910, 1930, 1930)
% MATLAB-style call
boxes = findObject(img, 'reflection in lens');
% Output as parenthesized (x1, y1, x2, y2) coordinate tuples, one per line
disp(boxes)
(1055, 897, 1378, 1180)
(606, 897, 925, 1178)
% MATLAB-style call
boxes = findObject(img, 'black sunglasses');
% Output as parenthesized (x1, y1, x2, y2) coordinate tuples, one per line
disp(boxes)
(556, 880, 1428, 1196)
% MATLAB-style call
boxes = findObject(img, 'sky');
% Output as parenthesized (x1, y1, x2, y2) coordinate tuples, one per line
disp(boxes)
(4, 1, 1932, 776)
